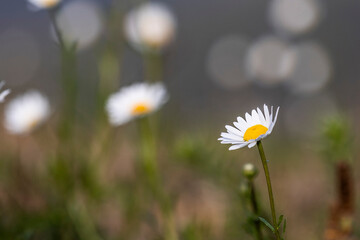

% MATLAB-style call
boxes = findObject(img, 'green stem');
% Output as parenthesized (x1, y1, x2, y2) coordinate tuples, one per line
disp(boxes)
(48, 8, 78, 143)
(48, 8, 65, 49)
(137, 117, 178, 240)
(256, 141, 281, 240)
(144, 52, 163, 83)
(138, 117, 158, 187)
(248, 180, 263, 240)
(67, 198, 103, 240)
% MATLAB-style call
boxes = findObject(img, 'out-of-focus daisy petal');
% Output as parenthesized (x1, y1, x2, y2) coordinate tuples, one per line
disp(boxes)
(106, 82, 168, 126)
(4, 90, 50, 134)
(27, 0, 61, 10)
(124, 2, 176, 52)
(0, 81, 10, 103)
(0, 89, 10, 103)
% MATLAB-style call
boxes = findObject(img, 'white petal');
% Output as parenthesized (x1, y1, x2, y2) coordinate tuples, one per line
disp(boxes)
(0, 89, 10, 102)
(219, 138, 244, 144)
(257, 107, 266, 125)
(248, 141, 257, 148)
(220, 132, 243, 141)
(236, 116, 249, 131)
(269, 106, 280, 133)
(226, 125, 244, 137)
(233, 122, 245, 133)
(251, 109, 261, 123)
(229, 143, 248, 150)
(221, 141, 243, 145)
(266, 106, 273, 126)
(245, 112, 253, 125)
(264, 104, 270, 123)
(273, 106, 280, 124)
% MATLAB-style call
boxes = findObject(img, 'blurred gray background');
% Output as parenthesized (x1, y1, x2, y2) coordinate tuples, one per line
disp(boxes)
(2, 0, 360, 137)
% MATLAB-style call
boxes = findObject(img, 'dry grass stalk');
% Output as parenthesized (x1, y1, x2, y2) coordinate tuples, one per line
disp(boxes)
(324, 162, 356, 240)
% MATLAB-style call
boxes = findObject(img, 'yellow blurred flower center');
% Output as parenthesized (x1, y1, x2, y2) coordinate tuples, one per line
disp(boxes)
(43, 0, 59, 7)
(27, 118, 40, 131)
(243, 124, 268, 141)
(132, 103, 151, 115)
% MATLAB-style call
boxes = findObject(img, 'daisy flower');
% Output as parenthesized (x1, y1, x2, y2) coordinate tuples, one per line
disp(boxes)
(219, 104, 285, 239)
(0, 82, 10, 103)
(106, 83, 168, 126)
(124, 2, 176, 51)
(219, 104, 279, 150)
(4, 91, 50, 135)
(27, 0, 61, 9)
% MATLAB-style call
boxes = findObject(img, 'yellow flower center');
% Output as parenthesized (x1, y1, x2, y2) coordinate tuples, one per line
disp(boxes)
(243, 124, 268, 141)
(132, 103, 151, 115)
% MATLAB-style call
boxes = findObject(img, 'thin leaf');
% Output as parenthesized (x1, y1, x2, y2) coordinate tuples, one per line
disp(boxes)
(283, 219, 287, 233)
(258, 217, 275, 233)
(278, 215, 284, 228)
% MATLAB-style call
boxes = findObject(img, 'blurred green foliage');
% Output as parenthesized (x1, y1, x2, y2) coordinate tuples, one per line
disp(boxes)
(321, 115, 353, 163)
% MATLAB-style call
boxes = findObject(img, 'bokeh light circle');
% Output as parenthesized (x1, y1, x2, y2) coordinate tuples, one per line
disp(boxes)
(286, 42, 332, 94)
(206, 35, 250, 90)
(246, 36, 296, 85)
(54, 0, 104, 51)
(269, 0, 321, 35)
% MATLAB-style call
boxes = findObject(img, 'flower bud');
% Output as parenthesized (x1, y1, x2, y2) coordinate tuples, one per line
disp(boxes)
(242, 163, 258, 180)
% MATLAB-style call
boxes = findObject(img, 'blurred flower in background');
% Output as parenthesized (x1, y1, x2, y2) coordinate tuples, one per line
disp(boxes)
(4, 90, 50, 135)
(124, 2, 176, 52)
(53, 0, 104, 51)
(27, 0, 61, 10)
(0, 82, 11, 103)
(0, 0, 358, 239)
(269, 0, 321, 35)
(106, 83, 168, 126)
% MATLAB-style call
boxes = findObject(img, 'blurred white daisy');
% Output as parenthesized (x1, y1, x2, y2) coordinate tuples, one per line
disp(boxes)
(124, 2, 176, 51)
(0, 82, 10, 103)
(4, 91, 50, 135)
(106, 83, 168, 126)
(27, 0, 61, 9)
(219, 104, 279, 150)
